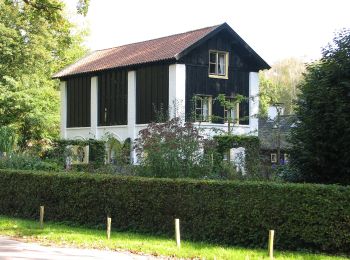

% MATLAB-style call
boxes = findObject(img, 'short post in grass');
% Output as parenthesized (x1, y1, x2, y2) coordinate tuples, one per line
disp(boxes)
(175, 218, 181, 249)
(39, 206, 44, 229)
(107, 216, 112, 240)
(268, 230, 275, 259)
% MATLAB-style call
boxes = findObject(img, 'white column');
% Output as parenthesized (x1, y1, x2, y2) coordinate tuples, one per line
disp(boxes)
(127, 71, 137, 164)
(249, 72, 259, 135)
(90, 76, 98, 139)
(169, 64, 186, 120)
(60, 81, 67, 139)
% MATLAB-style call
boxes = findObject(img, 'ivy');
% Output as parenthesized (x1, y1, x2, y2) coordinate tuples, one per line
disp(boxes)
(214, 135, 261, 178)
(49, 139, 106, 169)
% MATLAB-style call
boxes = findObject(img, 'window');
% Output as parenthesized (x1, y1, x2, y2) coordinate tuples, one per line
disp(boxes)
(194, 95, 212, 122)
(224, 99, 239, 124)
(284, 153, 289, 164)
(271, 153, 277, 163)
(209, 51, 228, 78)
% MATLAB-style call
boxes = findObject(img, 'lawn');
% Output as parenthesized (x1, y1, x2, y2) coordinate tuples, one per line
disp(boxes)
(0, 215, 348, 260)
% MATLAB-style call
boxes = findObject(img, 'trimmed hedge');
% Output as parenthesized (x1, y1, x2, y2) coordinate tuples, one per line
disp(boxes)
(0, 169, 349, 254)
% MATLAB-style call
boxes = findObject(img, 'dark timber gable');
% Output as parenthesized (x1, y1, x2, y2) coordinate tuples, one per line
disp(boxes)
(180, 30, 253, 124)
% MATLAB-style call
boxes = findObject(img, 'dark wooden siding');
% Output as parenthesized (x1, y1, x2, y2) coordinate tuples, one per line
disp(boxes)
(98, 70, 128, 126)
(136, 64, 169, 124)
(66, 76, 91, 128)
(181, 30, 254, 125)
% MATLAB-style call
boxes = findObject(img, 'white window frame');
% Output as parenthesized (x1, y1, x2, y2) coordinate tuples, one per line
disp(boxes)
(209, 50, 229, 79)
(224, 99, 240, 124)
(194, 95, 212, 122)
(271, 153, 277, 163)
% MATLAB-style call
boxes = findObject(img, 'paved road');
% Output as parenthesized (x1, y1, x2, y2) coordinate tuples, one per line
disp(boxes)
(0, 237, 159, 260)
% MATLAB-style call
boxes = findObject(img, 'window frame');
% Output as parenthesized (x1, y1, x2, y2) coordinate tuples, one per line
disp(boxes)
(194, 95, 212, 122)
(208, 50, 229, 79)
(271, 153, 277, 163)
(224, 99, 240, 124)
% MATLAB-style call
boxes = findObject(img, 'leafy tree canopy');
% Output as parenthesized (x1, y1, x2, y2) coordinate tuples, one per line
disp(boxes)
(290, 29, 350, 184)
(0, 0, 88, 149)
(259, 58, 305, 116)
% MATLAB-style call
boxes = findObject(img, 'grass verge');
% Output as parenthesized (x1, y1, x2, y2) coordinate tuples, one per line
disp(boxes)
(0, 215, 348, 260)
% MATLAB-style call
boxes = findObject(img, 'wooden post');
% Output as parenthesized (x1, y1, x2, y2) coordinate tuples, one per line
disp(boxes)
(39, 206, 44, 229)
(175, 218, 181, 248)
(268, 230, 275, 259)
(107, 216, 111, 240)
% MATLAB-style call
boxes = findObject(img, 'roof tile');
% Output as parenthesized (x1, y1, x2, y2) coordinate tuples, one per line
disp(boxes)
(53, 25, 220, 78)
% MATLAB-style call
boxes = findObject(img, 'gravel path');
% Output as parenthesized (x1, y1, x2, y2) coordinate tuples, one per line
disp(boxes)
(0, 236, 162, 260)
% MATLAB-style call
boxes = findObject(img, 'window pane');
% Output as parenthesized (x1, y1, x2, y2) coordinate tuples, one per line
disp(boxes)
(209, 63, 216, 74)
(203, 100, 208, 119)
(210, 52, 217, 63)
(218, 54, 225, 75)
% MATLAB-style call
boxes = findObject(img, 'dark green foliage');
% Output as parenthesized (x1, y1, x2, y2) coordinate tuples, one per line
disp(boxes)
(0, 154, 61, 171)
(134, 118, 217, 178)
(49, 139, 106, 168)
(215, 135, 261, 178)
(1, 169, 349, 254)
(290, 29, 350, 184)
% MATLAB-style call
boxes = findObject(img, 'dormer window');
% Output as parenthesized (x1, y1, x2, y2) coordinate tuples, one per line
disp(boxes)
(209, 51, 228, 79)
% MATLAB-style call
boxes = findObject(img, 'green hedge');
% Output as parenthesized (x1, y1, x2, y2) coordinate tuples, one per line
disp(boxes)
(0, 169, 349, 254)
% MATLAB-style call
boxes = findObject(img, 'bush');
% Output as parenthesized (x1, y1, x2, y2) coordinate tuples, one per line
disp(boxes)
(134, 118, 217, 178)
(0, 154, 61, 171)
(0, 169, 349, 254)
(48, 139, 106, 170)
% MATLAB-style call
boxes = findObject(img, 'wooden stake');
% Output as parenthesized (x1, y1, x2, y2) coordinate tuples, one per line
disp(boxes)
(39, 206, 44, 229)
(107, 217, 112, 240)
(268, 230, 275, 259)
(175, 218, 181, 249)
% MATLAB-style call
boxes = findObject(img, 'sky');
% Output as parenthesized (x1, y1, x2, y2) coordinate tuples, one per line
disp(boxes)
(65, 0, 350, 65)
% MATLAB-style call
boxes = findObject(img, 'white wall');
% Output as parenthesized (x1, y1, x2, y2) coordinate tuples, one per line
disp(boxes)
(60, 81, 67, 139)
(90, 76, 98, 138)
(168, 64, 186, 120)
(248, 72, 259, 135)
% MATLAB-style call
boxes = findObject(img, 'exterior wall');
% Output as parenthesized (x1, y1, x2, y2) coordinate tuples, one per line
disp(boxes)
(60, 81, 67, 139)
(169, 64, 186, 119)
(181, 30, 253, 125)
(249, 72, 259, 135)
(136, 64, 169, 124)
(61, 64, 260, 143)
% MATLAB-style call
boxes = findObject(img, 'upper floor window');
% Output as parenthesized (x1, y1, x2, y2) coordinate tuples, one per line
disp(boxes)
(209, 51, 228, 79)
(194, 95, 212, 122)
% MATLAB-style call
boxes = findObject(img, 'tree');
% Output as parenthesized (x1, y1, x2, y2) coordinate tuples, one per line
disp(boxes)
(216, 94, 245, 134)
(290, 29, 350, 184)
(0, 0, 88, 148)
(259, 58, 305, 116)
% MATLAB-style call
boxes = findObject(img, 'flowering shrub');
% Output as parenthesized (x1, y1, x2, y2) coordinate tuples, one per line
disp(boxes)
(134, 117, 217, 178)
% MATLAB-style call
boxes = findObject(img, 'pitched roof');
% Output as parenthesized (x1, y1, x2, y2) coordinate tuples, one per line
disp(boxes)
(53, 23, 270, 78)
(258, 115, 297, 150)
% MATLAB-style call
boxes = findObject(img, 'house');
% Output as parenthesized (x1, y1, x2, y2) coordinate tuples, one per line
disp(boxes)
(259, 114, 296, 165)
(53, 23, 270, 162)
